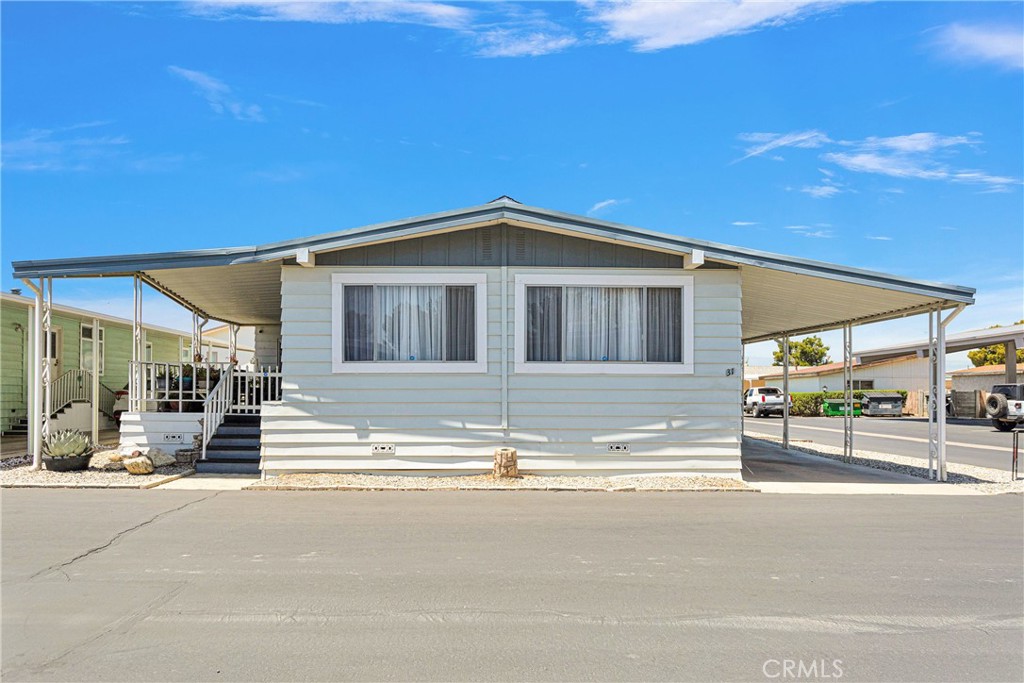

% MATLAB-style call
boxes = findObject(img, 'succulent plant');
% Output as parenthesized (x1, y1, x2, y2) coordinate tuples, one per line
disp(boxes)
(43, 429, 93, 458)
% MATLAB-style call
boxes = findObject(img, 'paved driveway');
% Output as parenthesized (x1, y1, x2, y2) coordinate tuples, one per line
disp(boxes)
(3, 489, 1021, 682)
(745, 416, 1018, 471)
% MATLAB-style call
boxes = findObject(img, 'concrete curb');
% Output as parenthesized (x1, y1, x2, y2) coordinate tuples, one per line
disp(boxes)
(2, 469, 196, 490)
(243, 484, 760, 493)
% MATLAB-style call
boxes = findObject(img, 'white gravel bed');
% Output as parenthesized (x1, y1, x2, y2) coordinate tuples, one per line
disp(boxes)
(0, 454, 194, 489)
(745, 432, 1024, 495)
(247, 472, 754, 492)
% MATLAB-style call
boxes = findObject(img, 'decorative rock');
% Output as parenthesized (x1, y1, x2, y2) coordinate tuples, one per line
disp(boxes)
(99, 459, 125, 471)
(147, 449, 176, 468)
(95, 450, 123, 462)
(493, 447, 520, 478)
(122, 455, 155, 475)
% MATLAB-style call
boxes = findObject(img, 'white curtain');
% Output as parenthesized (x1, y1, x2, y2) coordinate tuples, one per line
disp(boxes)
(343, 286, 374, 361)
(375, 285, 442, 361)
(565, 287, 642, 361)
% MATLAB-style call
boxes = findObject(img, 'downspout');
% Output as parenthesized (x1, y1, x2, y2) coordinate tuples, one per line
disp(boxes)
(22, 278, 43, 470)
(500, 266, 509, 441)
(936, 304, 965, 482)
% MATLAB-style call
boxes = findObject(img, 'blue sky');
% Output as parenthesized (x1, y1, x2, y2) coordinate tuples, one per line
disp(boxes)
(2, 1, 1022, 365)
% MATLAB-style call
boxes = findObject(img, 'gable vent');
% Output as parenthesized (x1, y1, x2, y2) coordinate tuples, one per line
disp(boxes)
(514, 228, 528, 261)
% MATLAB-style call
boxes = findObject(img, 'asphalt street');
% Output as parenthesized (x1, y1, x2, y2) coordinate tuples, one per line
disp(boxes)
(3, 489, 1022, 682)
(744, 416, 1019, 471)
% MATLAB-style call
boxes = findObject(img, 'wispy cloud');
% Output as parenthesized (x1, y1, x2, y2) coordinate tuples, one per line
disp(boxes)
(186, 1, 472, 30)
(785, 224, 834, 238)
(267, 94, 328, 108)
(865, 235, 893, 241)
(168, 66, 265, 122)
(583, 0, 845, 52)
(587, 198, 627, 216)
(731, 220, 758, 226)
(475, 30, 577, 57)
(735, 130, 831, 162)
(800, 181, 842, 199)
(1, 121, 131, 172)
(932, 23, 1024, 71)
(739, 128, 1019, 193)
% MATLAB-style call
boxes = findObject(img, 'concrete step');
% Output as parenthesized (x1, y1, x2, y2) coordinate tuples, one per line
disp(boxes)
(203, 449, 260, 462)
(195, 460, 260, 475)
(207, 437, 261, 449)
(215, 425, 261, 437)
(223, 414, 260, 426)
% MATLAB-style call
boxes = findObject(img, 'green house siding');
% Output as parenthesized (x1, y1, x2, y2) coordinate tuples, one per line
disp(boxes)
(0, 298, 194, 432)
(1, 303, 30, 433)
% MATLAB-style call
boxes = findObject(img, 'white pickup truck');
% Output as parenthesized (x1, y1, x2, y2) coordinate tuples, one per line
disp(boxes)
(743, 386, 793, 418)
(985, 383, 1024, 432)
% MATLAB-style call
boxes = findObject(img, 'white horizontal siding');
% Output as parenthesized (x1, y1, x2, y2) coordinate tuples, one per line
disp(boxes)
(262, 265, 743, 475)
(119, 411, 202, 448)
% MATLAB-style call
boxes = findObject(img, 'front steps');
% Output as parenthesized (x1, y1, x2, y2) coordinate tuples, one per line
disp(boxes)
(195, 414, 261, 475)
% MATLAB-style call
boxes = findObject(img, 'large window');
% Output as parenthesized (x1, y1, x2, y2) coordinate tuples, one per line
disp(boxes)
(515, 274, 693, 374)
(332, 273, 487, 373)
(80, 324, 105, 374)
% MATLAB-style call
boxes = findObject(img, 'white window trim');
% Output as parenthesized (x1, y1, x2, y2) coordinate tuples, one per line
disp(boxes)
(331, 272, 488, 374)
(513, 273, 694, 375)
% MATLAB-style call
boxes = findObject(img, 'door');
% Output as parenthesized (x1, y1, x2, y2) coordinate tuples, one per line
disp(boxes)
(44, 328, 62, 379)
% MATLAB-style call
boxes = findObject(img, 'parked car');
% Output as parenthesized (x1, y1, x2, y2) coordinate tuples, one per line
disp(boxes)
(743, 386, 793, 418)
(985, 383, 1024, 432)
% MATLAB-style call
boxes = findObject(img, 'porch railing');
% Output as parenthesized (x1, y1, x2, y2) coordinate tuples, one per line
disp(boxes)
(128, 361, 234, 412)
(49, 369, 119, 418)
(201, 365, 235, 461)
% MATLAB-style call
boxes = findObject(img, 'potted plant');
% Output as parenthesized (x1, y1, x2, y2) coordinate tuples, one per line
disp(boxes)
(42, 429, 94, 472)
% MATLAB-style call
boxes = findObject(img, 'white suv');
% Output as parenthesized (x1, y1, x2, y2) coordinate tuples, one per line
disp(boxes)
(985, 384, 1024, 432)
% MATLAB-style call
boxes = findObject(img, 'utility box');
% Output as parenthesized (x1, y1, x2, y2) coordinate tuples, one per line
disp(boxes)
(861, 391, 904, 417)
(822, 398, 862, 417)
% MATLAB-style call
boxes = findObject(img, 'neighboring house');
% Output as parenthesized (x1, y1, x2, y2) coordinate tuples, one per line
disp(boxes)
(743, 364, 796, 391)
(200, 323, 256, 365)
(950, 364, 1024, 394)
(0, 292, 237, 435)
(12, 198, 975, 476)
(759, 355, 930, 394)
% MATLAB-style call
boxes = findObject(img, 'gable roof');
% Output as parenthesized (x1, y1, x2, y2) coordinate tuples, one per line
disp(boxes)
(11, 197, 975, 339)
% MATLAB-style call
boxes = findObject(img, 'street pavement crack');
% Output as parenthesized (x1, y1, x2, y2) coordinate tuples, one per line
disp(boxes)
(28, 491, 222, 581)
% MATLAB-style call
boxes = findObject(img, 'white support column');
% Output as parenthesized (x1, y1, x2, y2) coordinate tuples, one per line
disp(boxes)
(42, 278, 53, 447)
(23, 279, 43, 470)
(229, 324, 239, 363)
(935, 305, 964, 482)
(132, 275, 143, 412)
(191, 312, 200, 361)
(782, 335, 790, 450)
(927, 308, 939, 479)
(91, 316, 100, 445)
(843, 323, 853, 463)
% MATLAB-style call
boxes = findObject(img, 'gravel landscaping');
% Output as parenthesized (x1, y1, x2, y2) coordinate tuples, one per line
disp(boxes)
(0, 453, 194, 489)
(247, 472, 754, 492)
(745, 432, 1024, 494)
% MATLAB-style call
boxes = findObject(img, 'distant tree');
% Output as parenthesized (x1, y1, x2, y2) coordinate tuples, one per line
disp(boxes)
(968, 320, 1024, 367)
(773, 335, 832, 366)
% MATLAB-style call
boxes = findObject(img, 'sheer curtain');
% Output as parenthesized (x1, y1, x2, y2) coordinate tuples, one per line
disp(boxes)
(646, 288, 682, 362)
(445, 286, 476, 361)
(565, 287, 642, 361)
(526, 287, 562, 361)
(375, 285, 442, 361)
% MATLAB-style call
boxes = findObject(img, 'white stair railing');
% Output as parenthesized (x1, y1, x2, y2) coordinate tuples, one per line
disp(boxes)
(201, 364, 236, 461)
(50, 369, 89, 414)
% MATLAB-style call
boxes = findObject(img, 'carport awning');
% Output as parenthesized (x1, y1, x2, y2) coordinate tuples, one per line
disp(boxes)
(11, 198, 974, 335)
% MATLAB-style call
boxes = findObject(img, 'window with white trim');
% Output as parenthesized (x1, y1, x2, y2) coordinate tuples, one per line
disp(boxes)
(514, 274, 694, 374)
(80, 323, 105, 374)
(332, 273, 488, 373)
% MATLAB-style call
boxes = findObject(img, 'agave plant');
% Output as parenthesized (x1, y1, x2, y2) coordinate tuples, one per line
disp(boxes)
(43, 429, 93, 458)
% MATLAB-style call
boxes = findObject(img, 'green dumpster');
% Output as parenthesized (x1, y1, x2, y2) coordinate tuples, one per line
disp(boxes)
(822, 398, 862, 417)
